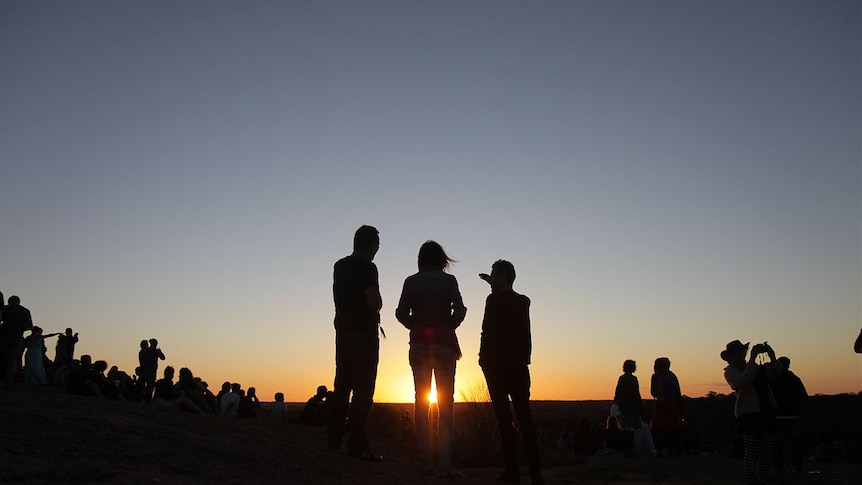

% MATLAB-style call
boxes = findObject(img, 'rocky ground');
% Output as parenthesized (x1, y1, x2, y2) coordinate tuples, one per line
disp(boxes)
(0, 386, 857, 484)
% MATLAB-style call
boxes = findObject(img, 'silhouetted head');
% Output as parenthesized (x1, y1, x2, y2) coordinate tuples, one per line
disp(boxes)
(65, 328, 74, 335)
(221, 381, 231, 392)
(654, 357, 671, 371)
(178, 367, 193, 381)
(623, 359, 636, 373)
(248, 387, 256, 397)
(93, 360, 108, 373)
(81, 354, 92, 366)
(353, 225, 380, 260)
(31, 326, 43, 335)
(231, 382, 241, 392)
(140, 340, 148, 349)
(778, 356, 791, 370)
(606, 415, 620, 429)
(8, 295, 20, 306)
(163, 366, 175, 379)
(720, 340, 749, 363)
(578, 417, 591, 430)
(316, 385, 328, 396)
(149, 338, 159, 347)
(417, 240, 455, 271)
(274, 392, 284, 402)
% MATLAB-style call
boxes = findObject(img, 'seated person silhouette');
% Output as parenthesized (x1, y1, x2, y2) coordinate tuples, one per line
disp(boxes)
(299, 385, 329, 425)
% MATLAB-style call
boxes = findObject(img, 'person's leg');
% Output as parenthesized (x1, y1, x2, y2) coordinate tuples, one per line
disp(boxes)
(410, 346, 434, 470)
(789, 419, 803, 473)
(483, 365, 519, 481)
(434, 346, 458, 472)
(510, 366, 542, 484)
(327, 335, 353, 449)
(346, 335, 379, 456)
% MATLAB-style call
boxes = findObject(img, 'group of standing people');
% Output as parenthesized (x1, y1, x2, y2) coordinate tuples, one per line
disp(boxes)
(0, 292, 80, 388)
(721, 340, 809, 485)
(326, 225, 544, 484)
(611, 357, 684, 458)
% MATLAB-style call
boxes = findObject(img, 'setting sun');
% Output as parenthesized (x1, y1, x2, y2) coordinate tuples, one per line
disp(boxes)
(428, 386, 437, 404)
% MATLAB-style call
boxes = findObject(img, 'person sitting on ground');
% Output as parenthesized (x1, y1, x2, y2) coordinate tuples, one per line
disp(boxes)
(152, 366, 204, 413)
(220, 383, 242, 417)
(198, 379, 218, 414)
(572, 417, 600, 456)
(601, 415, 623, 453)
(86, 360, 120, 399)
(216, 381, 231, 414)
(270, 392, 287, 423)
(237, 386, 261, 418)
(65, 355, 93, 395)
(175, 367, 213, 413)
(299, 385, 329, 425)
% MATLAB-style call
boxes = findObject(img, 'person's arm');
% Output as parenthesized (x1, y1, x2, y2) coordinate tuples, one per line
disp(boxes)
(365, 286, 382, 314)
(157, 350, 166, 360)
(450, 278, 467, 327)
(650, 374, 661, 399)
(395, 280, 413, 328)
(855, 329, 862, 354)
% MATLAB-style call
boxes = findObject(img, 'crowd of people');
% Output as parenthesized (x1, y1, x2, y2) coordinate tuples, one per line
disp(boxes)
(0, 292, 280, 420)
(1, 227, 854, 485)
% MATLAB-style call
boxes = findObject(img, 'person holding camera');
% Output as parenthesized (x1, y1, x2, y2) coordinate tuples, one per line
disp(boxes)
(721, 340, 783, 485)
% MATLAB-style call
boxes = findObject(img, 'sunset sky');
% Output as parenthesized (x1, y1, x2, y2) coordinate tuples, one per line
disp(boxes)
(2, 1, 860, 404)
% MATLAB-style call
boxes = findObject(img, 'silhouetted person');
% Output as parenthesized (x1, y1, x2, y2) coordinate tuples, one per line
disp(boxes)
(478, 260, 543, 485)
(23, 326, 59, 385)
(812, 428, 844, 463)
(108, 365, 134, 400)
(395, 240, 467, 477)
(722, 340, 782, 485)
(400, 410, 415, 445)
(327, 225, 384, 461)
(237, 386, 260, 418)
(572, 417, 600, 456)
(53, 328, 79, 368)
(65, 355, 93, 395)
(602, 415, 623, 453)
(153, 366, 204, 413)
(270, 392, 287, 423)
(300, 385, 329, 425)
(176, 367, 212, 413)
(771, 356, 807, 473)
(139, 338, 165, 402)
(86, 360, 120, 398)
(0, 295, 34, 386)
(614, 359, 643, 458)
(650, 356, 683, 456)
(220, 382, 242, 417)
(216, 381, 231, 412)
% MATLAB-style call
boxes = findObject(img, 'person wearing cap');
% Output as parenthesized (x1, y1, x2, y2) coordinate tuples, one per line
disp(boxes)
(721, 340, 783, 485)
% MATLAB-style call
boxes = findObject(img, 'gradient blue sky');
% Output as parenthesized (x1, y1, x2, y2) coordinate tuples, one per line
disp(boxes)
(2, 1, 860, 402)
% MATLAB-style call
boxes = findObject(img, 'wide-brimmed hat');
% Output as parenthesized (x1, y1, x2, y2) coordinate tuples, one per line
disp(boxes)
(720, 340, 749, 362)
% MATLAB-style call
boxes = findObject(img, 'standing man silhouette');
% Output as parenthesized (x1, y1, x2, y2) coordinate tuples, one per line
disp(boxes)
(478, 260, 543, 485)
(327, 225, 384, 461)
(0, 296, 34, 387)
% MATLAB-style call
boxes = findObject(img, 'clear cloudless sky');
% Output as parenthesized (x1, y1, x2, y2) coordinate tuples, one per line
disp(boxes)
(2, 1, 860, 403)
